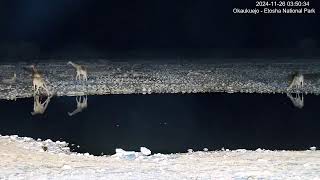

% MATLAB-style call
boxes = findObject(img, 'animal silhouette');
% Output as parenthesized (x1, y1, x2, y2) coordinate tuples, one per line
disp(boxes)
(288, 73, 304, 89)
(67, 61, 88, 81)
(30, 65, 50, 95)
(68, 95, 88, 116)
(31, 95, 53, 115)
(287, 93, 304, 109)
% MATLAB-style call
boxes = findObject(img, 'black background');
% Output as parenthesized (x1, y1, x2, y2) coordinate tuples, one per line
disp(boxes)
(0, 0, 319, 60)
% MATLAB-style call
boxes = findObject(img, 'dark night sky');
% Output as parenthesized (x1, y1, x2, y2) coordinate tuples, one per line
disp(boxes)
(0, 0, 319, 58)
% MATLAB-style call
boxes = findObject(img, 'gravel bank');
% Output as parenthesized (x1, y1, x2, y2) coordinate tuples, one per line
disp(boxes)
(1, 61, 320, 100)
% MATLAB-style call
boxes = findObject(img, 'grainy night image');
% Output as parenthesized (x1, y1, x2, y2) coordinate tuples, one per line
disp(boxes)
(0, 0, 320, 179)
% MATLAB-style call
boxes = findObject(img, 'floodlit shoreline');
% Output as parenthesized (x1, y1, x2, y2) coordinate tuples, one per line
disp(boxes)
(0, 135, 319, 179)
(1, 61, 320, 100)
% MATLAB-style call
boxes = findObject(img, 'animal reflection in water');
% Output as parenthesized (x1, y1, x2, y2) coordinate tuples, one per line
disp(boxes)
(68, 96, 88, 116)
(287, 93, 304, 109)
(31, 95, 53, 115)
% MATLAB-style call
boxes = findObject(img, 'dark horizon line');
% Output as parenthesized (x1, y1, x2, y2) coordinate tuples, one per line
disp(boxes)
(0, 47, 319, 61)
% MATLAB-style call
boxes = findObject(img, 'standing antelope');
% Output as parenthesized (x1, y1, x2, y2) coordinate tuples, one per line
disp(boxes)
(68, 95, 88, 116)
(30, 65, 50, 95)
(67, 61, 88, 81)
(288, 73, 304, 90)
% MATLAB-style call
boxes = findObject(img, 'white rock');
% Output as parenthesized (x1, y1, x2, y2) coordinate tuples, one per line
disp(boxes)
(115, 148, 125, 155)
(44, 139, 53, 143)
(310, 147, 317, 151)
(10, 135, 18, 140)
(140, 147, 151, 156)
(23, 137, 32, 141)
(235, 149, 247, 153)
(115, 148, 139, 160)
(256, 148, 263, 152)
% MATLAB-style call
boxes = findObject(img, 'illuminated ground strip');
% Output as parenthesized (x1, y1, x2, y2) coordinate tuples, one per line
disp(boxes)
(1, 61, 320, 100)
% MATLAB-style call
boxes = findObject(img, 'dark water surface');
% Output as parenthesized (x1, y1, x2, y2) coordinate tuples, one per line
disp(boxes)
(0, 93, 319, 155)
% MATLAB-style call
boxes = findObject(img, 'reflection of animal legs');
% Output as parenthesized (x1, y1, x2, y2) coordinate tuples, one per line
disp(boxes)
(287, 93, 304, 109)
(76, 96, 79, 103)
(31, 95, 52, 115)
(42, 96, 51, 109)
(79, 95, 87, 106)
(296, 93, 304, 102)
(31, 96, 40, 115)
(68, 96, 88, 116)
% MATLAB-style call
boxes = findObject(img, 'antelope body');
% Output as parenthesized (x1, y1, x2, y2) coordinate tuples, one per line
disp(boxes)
(67, 61, 88, 81)
(30, 65, 49, 95)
